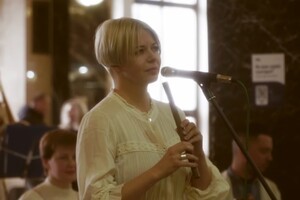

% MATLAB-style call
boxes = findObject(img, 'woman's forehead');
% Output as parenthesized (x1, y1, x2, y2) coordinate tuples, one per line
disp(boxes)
(137, 29, 158, 44)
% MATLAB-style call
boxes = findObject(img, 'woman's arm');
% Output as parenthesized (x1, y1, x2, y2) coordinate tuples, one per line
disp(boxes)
(77, 111, 200, 200)
(190, 150, 212, 189)
(122, 141, 199, 200)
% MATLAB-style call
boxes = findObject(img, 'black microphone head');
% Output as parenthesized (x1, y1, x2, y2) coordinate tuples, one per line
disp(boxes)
(161, 66, 175, 77)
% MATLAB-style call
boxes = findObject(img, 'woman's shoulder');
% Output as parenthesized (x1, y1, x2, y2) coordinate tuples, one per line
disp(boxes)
(89, 92, 121, 113)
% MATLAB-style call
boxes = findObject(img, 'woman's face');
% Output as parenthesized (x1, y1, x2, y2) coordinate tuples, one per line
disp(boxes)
(44, 145, 76, 187)
(116, 29, 161, 86)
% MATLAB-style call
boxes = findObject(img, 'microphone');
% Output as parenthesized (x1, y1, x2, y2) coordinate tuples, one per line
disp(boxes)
(161, 66, 236, 84)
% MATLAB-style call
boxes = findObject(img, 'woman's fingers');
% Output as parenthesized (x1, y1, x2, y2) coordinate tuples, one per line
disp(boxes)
(180, 120, 202, 143)
(158, 141, 198, 172)
(179, 119, 204, 156)
(169, 142, 199, 166)
(178, 153, 199, 167)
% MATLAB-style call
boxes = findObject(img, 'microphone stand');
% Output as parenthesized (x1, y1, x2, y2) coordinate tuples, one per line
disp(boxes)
(198, 81, 277, 200)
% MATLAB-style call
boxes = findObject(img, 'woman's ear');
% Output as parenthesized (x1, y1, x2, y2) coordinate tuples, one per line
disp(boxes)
(111, 65, 120, 72)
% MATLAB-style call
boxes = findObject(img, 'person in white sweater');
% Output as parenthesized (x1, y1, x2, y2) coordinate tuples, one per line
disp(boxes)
(76, 17, 230, 200)
(19, 129, 78, 200)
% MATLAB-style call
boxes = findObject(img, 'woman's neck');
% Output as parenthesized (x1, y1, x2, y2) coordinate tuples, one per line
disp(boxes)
(113, 88, 151, 112)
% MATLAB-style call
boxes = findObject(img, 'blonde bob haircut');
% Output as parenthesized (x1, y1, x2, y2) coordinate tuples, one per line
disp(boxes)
(94, 17, 161, 70)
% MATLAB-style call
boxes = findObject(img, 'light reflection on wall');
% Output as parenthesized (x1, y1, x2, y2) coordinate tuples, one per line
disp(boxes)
(75, 0, 104, 7)
(26, 70, 36, 80)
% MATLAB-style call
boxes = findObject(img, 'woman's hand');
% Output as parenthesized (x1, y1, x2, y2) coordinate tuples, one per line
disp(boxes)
(179, 119, 212, 189)
(151, 141, 199, 179)
(180, 119, 204, 157)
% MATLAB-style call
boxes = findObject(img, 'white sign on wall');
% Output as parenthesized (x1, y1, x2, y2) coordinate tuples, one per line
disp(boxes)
(252, 53, 285, 84)
(252, 53, 285, 106)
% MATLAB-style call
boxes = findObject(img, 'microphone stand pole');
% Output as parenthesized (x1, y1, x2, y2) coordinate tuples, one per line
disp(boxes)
(198, 82, 277, 200)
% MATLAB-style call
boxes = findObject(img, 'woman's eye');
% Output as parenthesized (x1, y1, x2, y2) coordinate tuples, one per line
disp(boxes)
(152, 45, 160, 54)
(135, 48, 145, 55)
(135, 45, 160, 56)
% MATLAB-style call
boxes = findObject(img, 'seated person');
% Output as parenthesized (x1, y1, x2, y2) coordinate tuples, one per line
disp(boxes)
(0, 101, 55, 198)
(1, 92, 52, 177)
(222, 123, 281, 200)
(19, 129, 78, 200)
(18, 92, 50, 126)
(59, 97, 88, 133)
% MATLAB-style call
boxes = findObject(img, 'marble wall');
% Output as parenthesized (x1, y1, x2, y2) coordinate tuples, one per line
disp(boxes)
(207, 0, 300, 199)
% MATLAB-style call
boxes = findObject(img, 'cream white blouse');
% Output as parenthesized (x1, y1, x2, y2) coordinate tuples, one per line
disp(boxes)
(76, 92, 229, 200)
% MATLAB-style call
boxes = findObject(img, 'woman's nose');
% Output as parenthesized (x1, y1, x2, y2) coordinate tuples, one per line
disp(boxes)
(146, 48, 159, 61)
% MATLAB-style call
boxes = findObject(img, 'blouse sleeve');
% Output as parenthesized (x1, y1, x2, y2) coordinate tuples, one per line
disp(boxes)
(76, 110, 123, 200)
(185, 158, 230, 200)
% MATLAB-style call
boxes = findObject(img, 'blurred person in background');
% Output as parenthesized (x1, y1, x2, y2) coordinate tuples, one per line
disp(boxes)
(18, 93, 50, 126)
(59, 97, 88, 134)
(19, 129, 78, 200)
(0, 93, 54, 199)
(222, 123, 281, 200)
